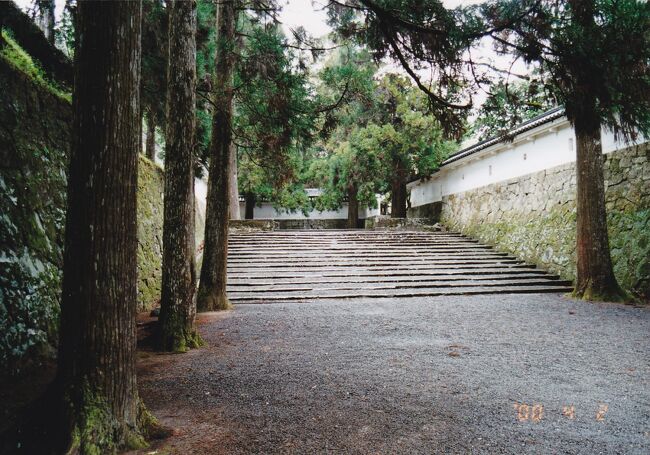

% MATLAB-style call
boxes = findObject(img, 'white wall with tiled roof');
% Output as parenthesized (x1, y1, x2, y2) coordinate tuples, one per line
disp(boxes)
(408, 115, 646, 207)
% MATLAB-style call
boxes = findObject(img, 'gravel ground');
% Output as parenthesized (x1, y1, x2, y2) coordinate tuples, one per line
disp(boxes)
(136, 294, 650, 454)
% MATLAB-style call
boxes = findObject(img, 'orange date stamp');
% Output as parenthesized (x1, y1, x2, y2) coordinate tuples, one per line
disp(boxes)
(514, 402, 608, 422)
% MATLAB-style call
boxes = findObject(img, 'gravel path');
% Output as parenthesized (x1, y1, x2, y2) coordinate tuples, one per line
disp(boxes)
(137, 294, 650, 454)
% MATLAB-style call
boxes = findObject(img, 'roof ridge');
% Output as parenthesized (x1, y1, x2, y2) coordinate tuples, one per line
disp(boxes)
(441, 106, 566, 166)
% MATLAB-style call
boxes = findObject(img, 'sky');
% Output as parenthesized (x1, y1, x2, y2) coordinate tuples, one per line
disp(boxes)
(279, 0, 486, 38)
(14, 0, 488, 40)
(13, 0, 525, 108)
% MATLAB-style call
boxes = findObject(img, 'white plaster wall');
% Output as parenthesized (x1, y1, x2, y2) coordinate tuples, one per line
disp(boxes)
(359, 205, 380, 219)
(240, 202, 349, 220)
(237, 201, 381, 220)
(408, 118, 647, 207)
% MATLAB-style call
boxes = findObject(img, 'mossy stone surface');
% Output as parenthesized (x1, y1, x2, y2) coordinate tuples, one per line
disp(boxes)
(441, 143, 650, 301)
(1, 58, 170, 370)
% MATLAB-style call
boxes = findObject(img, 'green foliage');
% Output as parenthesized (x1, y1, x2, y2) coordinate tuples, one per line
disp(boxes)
(232, 16, 324, 213)
(141, 0, 167, 151)
(234, 22, 317, 180)
(311, 69, 456, 212)
(326, 0, 472, 139)
(54, 2, 76, 58)
(0, 28, 70, 101)
(485, 0, 650, 139)
(473, 78, 558, 140)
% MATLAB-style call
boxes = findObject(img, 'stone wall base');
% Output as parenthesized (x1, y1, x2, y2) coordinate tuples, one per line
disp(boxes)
(365, 216, 441, 230)
(440, 143, 650, 300)
(407, 201, 442, 221)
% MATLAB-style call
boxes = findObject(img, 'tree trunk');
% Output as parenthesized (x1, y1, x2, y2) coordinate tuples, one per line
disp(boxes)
(9, 3, 159, 452)
(568, 0, 626, 302)
(197, 0, 237, 312)
(347, 183, 359, 229)
(158, 0, 201, 352)
(145, 111, 157, 161)
(390, 159, 407, 218)
(245, 192, 255, 219)
(573, 119, 626, 301)
(228, 142, 241, 219)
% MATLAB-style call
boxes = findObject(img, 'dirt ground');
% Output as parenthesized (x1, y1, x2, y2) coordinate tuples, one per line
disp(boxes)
(134, 294, 650, 454)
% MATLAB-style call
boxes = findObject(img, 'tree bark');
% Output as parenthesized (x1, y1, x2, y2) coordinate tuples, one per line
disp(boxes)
(145, 112, 157, 161)
(568, 0, 626, 302)
(8, 2, 159, 452)
(228, 142, 241, 219)
(390, 159, 407, 218)
(347, 183, 359, 229)
(244, 192, 255, 219)
(158, 0, 201, 352)
(197, 0, 237, 312)
(573, 119, 626, 301)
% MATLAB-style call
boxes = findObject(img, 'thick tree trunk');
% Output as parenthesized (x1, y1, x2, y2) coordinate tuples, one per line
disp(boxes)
(158, 0, 201, 352)
(145, 112, 157, 161)
(228, 142, 241, 219)
(5, 3, 160, 453)
(244, 192, 255, 219)
(347, 183, 359, 229)
(568, 0, 626, 302)
(573, 119, 626, 301)
(197, 0, 236, 311)
(390, 159, 407, 218)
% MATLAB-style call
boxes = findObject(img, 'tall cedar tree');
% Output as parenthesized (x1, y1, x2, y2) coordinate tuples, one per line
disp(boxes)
(1, 2, 160, 453)
(229, 143, 241, 219)
(198, 0, 237, 311)
(158, 0, 202, 351)
(347, 182, 359, 228)
(56, 1, 152, 451)
(145, 113, 157, 160)
(485, 0, 650, 300)
(568, 0, 622, 301)
(141, 0, 167, 161)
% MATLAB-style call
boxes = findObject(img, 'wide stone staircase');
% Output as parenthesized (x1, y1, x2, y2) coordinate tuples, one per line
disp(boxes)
(227, 230, 573, 303)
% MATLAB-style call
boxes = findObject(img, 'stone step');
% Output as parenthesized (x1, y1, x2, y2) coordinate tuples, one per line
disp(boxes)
(227, 278, 573, 293)
(229, 245, 491, 251)
(227, 260, 526, 270)
(227, 252, 514, 261)
(228, 272, 560, 285)
(227, 264, 537, 277)
(228, 242, 483, 249)
(228, 268, 549, 280)
(229, 236, 470, 241)
(229, 285, 574, 303)
(224, 229, 573, 301)
(230, 229, 462, 237)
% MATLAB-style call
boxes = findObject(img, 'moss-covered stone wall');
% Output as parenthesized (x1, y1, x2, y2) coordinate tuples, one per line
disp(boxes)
(137, 157, 164, 312)
(0, 59, 69, 371)
(441, 143, 650, 300)
(0, 57, 168, 371)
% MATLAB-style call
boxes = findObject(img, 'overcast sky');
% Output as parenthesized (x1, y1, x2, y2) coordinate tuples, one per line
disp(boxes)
(280, 0, 486, 38)
(14, 0, 487, 39)
(13, 0, 523, 108)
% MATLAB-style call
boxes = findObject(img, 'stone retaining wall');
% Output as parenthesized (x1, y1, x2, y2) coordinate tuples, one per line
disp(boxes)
(407, 201, 442, 220)
(278, 219, 349, 230)
(441, 143, 650, 299)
